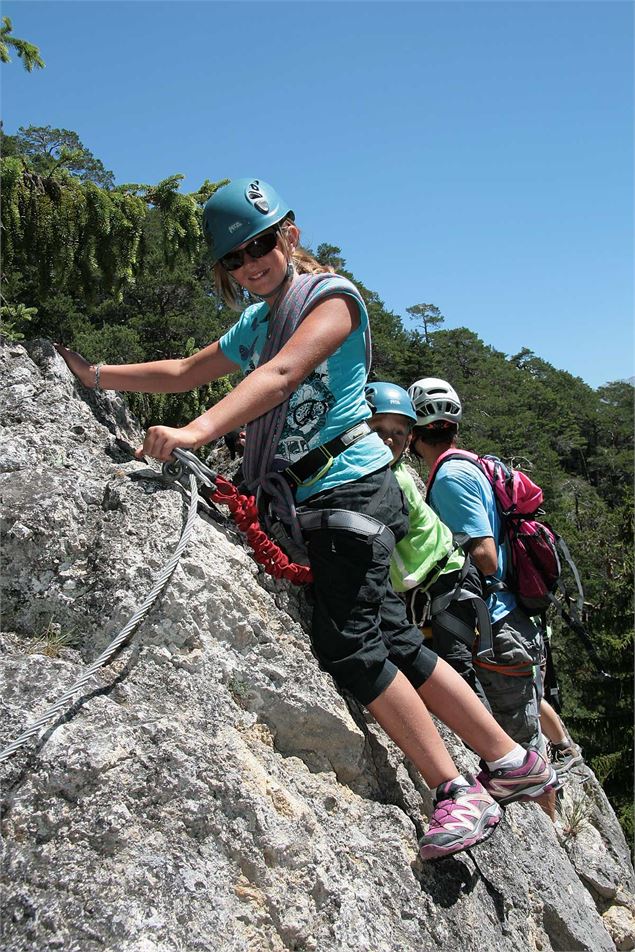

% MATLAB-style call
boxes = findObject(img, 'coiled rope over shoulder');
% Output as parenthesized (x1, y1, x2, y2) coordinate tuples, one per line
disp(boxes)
(0, 467, 200, 764)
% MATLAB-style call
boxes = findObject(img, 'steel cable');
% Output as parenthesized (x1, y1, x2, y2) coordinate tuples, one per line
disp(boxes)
(0, 472, 199, 764)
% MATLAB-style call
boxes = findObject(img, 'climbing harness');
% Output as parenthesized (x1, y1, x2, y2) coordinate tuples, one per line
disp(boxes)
(282, 421, 371, 488)
(405, 551, 495, 662)
(241, 272, 372, 556)
(0, 465, 201, 764)
(166, 451, 394, 584)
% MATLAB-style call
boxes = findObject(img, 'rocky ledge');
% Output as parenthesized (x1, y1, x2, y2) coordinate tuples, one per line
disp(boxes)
(1, 340, 633, 952)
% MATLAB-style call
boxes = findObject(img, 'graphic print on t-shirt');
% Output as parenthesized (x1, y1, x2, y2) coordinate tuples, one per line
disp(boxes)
(278, 370, 336, 462)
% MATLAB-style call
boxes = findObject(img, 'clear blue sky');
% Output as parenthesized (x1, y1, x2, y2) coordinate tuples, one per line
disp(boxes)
(3, 1, 633, 389)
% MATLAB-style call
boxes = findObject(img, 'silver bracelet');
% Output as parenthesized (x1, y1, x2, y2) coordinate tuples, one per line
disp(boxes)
(94, 363, 104, 390)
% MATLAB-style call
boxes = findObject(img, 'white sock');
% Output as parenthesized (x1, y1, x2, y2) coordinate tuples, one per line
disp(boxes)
(486, 744, 526, 772)
(441, 774, 468, 789)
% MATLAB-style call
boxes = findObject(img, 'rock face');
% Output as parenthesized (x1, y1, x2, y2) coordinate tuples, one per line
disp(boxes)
(1, 340, 633, 952)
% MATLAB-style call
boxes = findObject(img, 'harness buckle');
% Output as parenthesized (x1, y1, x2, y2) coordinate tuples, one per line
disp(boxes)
(339, 421, 371, 447)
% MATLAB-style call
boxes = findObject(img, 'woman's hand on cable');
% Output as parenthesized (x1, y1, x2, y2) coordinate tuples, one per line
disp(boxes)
(135, 423, 207, 462)
(54, 343, 96, 388)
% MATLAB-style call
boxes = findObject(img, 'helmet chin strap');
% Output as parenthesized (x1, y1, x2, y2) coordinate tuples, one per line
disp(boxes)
(409, 439, 424, 461)
(257, 259, 296, 315)
(274, 260, 296, 298)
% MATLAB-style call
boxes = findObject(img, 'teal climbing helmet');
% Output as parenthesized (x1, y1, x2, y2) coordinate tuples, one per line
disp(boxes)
(203, 178, 294, 263)
(365, 382, 417, 425)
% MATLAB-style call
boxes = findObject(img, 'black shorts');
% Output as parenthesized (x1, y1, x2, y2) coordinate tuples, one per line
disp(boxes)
(303, 467, 438, 705)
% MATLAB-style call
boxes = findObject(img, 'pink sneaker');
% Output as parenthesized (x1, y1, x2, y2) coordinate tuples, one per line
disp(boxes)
(477, 748, 559, 806)
(419, 775, 503, 861)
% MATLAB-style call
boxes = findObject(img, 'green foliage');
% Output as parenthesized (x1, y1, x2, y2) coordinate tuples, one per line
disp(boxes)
(0, 302, 37, 341)
(11, 125, 115, 187)
(316, 243, 346, 271)
(0, 17, 44, 71)
(1, 157, 147, 300)
(0, 155, 226, 305)
(406, 302, 445, 343)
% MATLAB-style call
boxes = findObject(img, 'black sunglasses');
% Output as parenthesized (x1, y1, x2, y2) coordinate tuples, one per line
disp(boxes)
(220, 229, 279, 272)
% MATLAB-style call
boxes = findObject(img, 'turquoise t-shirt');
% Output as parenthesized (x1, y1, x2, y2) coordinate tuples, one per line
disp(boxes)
(428, 458, 516, 623)
(219, 293, 391, 502)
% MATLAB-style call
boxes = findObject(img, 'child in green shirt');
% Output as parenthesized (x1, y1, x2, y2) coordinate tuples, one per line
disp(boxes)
(366, 382, 492, 708)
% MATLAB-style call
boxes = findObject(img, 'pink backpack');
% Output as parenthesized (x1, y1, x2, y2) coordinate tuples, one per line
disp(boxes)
(427, 450, 566, 613)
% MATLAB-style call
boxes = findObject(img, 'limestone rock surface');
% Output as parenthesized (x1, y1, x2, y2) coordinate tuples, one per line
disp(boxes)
(1, 340, 633, 952)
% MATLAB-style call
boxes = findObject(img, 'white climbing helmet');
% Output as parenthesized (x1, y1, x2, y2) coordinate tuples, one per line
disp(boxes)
(407, 377, 462, 427)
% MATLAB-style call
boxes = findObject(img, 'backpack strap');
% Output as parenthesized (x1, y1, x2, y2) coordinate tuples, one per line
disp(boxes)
(546, 594, 613, 679)
(553, 529, 585, 616)
(426, 452, 511, 601)
(425, 448, 481, 501)
(539, 617, 563, 712)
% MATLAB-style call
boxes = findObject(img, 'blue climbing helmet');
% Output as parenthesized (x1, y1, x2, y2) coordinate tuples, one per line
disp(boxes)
(203, 178, 294, 263)
(365, 382, 418, 426)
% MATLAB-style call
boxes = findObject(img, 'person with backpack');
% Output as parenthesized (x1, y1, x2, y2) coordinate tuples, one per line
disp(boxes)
(407, 377, 579, 779)
(407, 379, 547, 750)
(365, 382, 580, 779)
(365, 382, 493, 708)
(56, 178, 557, 859)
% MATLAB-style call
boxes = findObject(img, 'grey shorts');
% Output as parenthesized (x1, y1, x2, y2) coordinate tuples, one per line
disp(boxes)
(476, 607, 545, 752)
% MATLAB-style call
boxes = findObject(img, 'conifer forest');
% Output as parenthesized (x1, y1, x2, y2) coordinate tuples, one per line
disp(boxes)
(2, 127, 633, 842)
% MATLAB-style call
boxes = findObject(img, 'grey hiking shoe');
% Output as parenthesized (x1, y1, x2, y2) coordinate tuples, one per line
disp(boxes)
(550, 740, 584, 776)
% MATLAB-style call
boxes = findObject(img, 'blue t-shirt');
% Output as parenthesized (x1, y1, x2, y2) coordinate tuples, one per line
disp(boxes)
(219, 295, 391, 502)
(429, 459, 516, 623)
